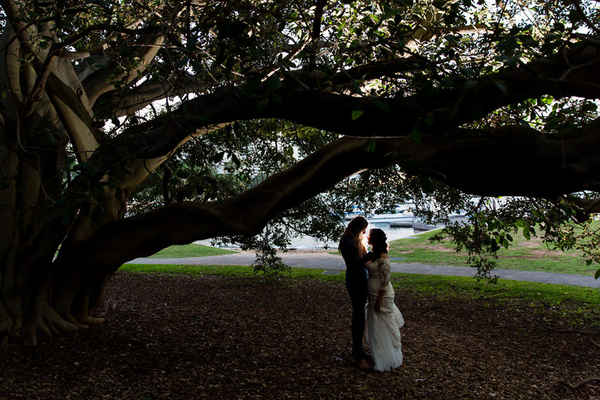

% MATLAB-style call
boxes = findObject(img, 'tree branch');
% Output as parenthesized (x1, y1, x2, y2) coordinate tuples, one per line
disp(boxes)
(59, 24, 162, 51)
(2, 1, 101, 160)
(60, 137, 375, 268)
(95, 54, 428, 119)
(93, 74, 211, 118)
(68, 117, 600, 270)
(102, 41, 600, 164)
(54, 39, 600, 264)
(84, 33, 165, 106)
(309, 0, 327, 70)
(569, 0, 600, 35)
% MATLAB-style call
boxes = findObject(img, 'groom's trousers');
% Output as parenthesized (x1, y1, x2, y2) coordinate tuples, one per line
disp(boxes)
(347, 281, 368, 359)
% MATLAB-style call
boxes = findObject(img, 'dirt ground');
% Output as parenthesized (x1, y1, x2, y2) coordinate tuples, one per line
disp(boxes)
(1, 272, 600, 400)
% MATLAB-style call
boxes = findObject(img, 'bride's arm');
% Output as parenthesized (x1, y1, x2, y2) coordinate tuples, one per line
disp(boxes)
(381, 258, 391, 287)
(375, 258, 391, 312)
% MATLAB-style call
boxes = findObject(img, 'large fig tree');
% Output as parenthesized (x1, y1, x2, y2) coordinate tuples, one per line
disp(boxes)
(1, 0, 600, 345)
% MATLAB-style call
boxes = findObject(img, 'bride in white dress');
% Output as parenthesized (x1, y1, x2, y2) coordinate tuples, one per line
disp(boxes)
(365, 228, 405, 372)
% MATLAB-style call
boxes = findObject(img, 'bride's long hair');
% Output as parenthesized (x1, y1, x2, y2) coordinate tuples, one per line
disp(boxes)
(369, 228, 388, 258)
(340, 216, 368, 257)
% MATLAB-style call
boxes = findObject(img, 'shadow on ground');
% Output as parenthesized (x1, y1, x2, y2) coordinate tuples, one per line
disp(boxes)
(2, 272, 599, 399)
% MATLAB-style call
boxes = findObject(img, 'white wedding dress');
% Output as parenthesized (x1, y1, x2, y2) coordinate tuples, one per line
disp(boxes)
(365, 254, 404, 371)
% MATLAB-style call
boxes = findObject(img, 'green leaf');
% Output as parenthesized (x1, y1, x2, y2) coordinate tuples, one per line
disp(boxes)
(352, 110, 364, 120)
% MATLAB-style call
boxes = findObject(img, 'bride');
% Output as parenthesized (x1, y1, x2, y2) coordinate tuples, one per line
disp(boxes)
(365, 228, 405, 372)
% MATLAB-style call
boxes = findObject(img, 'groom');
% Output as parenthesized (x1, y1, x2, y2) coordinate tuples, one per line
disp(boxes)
(339, 216, 370, 370)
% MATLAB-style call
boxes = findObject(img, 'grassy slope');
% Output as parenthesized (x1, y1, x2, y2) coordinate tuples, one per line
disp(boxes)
(149, 243, 237, 258)
(388, 229, 600, 276)
(153, 227, 599, 275)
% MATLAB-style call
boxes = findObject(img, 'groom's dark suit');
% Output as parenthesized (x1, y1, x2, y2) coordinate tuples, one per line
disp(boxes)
(339, 234, 369, 360)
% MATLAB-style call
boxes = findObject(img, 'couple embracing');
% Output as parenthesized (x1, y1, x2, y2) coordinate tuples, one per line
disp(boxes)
(338, 216, 405, 372)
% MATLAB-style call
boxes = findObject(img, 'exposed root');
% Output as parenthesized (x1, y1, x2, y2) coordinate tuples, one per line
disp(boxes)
(1, 268, 111, 345)
(23, 302, 82, 346)
(64, 312, 89, 329)
(77, 294, 105, 325)
(45, 306, 80, 332)
(16, 283, 112, 345)
(37, 318, 52, 338)
(43, 304, 78, 332)
(81, 316, 105, 325)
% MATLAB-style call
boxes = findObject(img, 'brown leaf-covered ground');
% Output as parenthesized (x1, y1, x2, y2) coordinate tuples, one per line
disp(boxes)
(2, 272, 600, 400)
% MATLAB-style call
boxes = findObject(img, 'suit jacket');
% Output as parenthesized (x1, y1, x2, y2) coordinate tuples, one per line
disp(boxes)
(339, 234, 368, 292)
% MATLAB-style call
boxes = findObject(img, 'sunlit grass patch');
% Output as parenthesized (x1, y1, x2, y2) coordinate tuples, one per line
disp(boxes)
(149, 244, 237, 258)
(388, 229, 600, 276)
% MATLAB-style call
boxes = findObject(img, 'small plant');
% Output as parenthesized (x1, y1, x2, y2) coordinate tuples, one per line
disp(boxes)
(252, 245, 291, 279)
(248, 226, 291, 278)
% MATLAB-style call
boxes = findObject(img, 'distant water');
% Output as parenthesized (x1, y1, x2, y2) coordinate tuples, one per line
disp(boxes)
(286, 221, 418, 250)
(195, 221, 421, 250)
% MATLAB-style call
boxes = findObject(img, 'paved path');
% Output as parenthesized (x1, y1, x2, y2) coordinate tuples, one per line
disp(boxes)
(127, 251, 600, 288)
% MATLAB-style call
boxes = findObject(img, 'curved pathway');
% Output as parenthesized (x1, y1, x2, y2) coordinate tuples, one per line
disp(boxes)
(127, 251, 600, 288)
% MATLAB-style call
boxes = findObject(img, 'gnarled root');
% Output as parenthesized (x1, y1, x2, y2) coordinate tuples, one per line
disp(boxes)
(82, 315, 105, 325)
(23, 301, 79, 347)
(53, 283, 91, 329)
(76, 293, 105, 325)
(16, 269, 111, 345)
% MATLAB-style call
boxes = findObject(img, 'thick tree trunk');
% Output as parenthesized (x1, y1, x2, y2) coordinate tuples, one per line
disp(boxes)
(0, 23, 111, 345)
(0, 151, 116, 345)
(0, 119, 99, 345)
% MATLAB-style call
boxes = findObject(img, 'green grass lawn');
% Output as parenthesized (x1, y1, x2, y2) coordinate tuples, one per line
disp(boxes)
(151, 227, 600, 277)
(388, 228, 600, 276)
(121, 263, 600, 325)
(149, 243, 237, 258)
